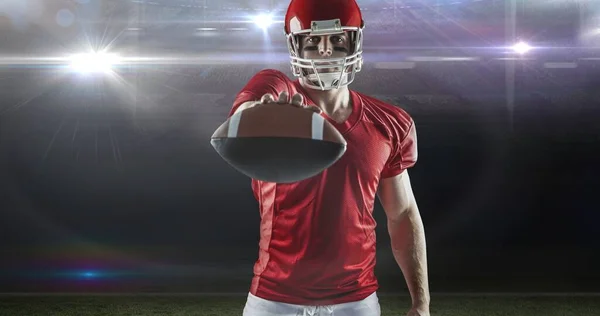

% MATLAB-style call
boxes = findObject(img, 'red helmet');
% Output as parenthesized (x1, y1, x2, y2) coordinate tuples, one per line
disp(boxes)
(284, 0, 365, 90)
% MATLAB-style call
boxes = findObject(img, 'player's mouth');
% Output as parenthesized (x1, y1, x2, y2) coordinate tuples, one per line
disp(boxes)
(317, 63, 343, 73)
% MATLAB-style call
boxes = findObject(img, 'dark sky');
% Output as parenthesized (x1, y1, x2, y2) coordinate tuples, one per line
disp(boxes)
(1, 0, 599, 293)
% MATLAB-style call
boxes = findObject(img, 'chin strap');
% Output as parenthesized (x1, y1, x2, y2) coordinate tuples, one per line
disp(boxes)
(304, 73, 350, 90)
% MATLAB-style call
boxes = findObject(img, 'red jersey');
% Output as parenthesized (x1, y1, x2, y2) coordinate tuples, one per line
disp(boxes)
(229, 69, 418, 305)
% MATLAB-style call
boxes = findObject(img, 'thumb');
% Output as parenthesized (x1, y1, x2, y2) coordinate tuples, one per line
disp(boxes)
(305, 105, 322, 114)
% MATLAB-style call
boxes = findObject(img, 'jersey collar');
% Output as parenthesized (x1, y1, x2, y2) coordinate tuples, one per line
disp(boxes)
(293, 80, 363, 135)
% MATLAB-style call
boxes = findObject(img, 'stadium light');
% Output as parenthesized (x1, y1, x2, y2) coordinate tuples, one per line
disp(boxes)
(68, 52, 121, 74)
(512, 41, 532, 54)
(253, 13, 273, 30)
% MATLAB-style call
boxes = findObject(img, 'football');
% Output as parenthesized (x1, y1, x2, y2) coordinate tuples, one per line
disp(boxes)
(211, 103, 347, 183)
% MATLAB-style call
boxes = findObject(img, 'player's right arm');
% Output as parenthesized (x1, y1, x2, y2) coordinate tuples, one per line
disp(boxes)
(233, 92, 315, 115)
(229, 69, 319, 116)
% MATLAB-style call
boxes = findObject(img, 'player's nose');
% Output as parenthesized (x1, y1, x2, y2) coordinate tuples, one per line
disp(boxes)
(318, 39, 332, 56)
(319, 48, 332, 57)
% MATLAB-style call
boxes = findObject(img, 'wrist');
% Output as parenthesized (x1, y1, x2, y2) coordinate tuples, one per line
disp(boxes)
(412, 299, 430, 310)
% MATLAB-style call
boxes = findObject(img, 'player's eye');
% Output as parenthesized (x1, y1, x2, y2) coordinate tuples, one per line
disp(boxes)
(307, 36, 320, 44)
(331, 36, 344, 43)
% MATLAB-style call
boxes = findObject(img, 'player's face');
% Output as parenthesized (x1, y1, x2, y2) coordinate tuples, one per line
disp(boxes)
(299, 32, 351, 73)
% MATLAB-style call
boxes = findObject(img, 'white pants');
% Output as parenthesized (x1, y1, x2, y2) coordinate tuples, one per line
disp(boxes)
(242, 292, 381, 316)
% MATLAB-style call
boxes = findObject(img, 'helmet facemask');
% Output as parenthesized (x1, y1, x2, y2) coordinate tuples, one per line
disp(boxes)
(286, 18, 364, 91)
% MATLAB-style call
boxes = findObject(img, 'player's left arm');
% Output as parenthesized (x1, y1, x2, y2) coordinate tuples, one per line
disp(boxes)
(378, 171, 430, 315)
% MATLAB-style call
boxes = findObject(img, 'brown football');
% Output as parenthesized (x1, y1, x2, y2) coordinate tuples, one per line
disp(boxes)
(211, 103, 347, 183)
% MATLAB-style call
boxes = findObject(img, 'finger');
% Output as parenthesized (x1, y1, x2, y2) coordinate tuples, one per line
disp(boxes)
(305, 105, 322, 114)
(290, 93, 304, 106)
(260, 93, 275, 104)
(247, 101, 261, 109)
(277, 91, 289, 104)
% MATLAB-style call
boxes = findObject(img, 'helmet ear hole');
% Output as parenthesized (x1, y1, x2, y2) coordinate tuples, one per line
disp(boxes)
(294, 35, 302, 51)
(347, 31, 358, 55)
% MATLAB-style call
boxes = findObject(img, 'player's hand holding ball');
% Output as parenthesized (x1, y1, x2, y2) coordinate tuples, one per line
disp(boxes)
(210, 91, 346, 183)
(248, 91, 322, 114)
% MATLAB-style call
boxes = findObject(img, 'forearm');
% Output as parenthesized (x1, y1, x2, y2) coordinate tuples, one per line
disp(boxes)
(388, 208, 430, 308)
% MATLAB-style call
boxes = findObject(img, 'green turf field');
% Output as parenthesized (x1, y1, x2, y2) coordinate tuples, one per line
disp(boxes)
(0, 294, 599, 316)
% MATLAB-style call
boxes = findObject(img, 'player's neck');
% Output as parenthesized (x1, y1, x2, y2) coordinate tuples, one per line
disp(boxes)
(301, 82, 351, 116)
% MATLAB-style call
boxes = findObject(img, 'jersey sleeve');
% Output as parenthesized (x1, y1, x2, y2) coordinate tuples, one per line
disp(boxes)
(381, 118, 418, 178)
(229, 69, 292, 117)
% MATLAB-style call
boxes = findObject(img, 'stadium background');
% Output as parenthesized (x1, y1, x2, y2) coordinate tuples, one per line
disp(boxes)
(1, 0, 599, 294)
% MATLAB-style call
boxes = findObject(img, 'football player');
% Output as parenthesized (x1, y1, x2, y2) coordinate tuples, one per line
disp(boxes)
(228, 0, 430, 315)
